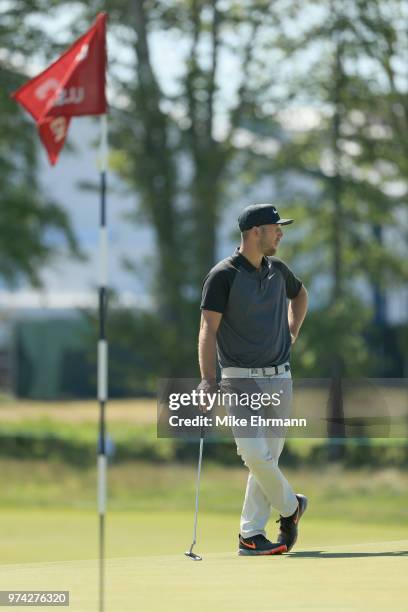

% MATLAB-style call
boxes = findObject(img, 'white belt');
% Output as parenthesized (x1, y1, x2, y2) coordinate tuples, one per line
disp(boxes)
(221, 363, 290, 378)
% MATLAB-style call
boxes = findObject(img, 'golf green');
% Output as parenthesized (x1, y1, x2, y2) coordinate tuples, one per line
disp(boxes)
(0, 510, 406, 611)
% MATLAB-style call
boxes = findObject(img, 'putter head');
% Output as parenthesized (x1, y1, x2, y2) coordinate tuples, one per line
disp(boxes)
(184, 551, 202, 561)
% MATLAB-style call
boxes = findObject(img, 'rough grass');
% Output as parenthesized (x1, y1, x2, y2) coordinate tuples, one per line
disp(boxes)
(1, 459, 407, 523)
(0, 397, 156, 424)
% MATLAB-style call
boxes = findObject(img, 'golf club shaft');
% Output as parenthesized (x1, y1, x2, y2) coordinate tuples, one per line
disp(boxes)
(190, 429, 204, 552)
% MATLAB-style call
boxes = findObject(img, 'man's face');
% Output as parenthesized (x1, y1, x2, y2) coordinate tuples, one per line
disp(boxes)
(258, 224, 283, 255)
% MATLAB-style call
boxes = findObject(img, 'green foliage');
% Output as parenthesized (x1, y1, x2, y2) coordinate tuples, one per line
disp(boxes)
(6, 1, 406, 381)
(0, 418, 406, 468)
(81, 297, 201, 393)
(255, 0, 408, 376)
(0, 419, 174, 465)
(0, 3, 81, 286)
(291, 299, 373, 376)
(63, 0, 295, 374)
(105, 0, 406, 379)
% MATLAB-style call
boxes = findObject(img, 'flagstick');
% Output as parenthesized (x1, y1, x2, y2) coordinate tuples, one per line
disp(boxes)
(97, 113, 108, 612)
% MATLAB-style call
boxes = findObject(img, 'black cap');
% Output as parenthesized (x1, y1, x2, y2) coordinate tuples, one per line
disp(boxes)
(238, 203, 294, 231)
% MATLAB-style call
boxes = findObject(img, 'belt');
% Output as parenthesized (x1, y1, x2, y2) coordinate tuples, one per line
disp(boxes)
(221, 363, 290, 378)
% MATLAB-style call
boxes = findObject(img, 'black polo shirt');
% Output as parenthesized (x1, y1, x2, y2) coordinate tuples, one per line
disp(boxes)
(200, 248, 302, 368)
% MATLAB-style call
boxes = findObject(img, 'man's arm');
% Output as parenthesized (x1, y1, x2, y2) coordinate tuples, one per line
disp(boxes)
(198, 309, 222, 382)
(288, 285, 308, 344)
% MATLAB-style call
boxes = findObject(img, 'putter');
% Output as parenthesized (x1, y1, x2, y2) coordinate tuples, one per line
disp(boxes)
(185, 427, 204, 561)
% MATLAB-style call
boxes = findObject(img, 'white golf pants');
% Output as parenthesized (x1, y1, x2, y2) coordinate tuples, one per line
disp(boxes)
(222, 370, 298, 539)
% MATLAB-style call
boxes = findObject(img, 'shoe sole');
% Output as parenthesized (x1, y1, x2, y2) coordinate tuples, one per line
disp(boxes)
(238, 545, 287, 556)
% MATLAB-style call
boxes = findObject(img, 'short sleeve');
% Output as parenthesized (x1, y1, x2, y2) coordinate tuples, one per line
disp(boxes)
(285, 269, 302, 299)
(273, 259, 302, 299)
(200, 270, 231, 313)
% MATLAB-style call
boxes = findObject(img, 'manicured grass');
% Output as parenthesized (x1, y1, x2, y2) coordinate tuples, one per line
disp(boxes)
(1, 397, 406, 610)
(1, 508, 408, 564)
(0, 510, 406, 611)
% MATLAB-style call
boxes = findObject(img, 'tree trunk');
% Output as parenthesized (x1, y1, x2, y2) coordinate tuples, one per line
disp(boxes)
(328, 30, 346, 460)
(131, 0, 189, 372)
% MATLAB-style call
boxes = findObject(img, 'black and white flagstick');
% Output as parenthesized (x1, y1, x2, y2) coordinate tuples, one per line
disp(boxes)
(97, 113, 108, 612)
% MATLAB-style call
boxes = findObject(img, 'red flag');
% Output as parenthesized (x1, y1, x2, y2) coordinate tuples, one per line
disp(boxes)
(38, 116, 72, 166)
(11, 13, 107, 165)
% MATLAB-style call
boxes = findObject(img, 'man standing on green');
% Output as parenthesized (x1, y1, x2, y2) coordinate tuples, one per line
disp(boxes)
(199, 204, 308, 556)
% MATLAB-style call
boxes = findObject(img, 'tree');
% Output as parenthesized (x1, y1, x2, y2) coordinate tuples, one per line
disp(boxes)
(250, 0, 408, 377)
(244, 0, 408, 457)
(0, 1, 80, 286)
(63, 0, 287, 376)
(41, 0, 407, 390)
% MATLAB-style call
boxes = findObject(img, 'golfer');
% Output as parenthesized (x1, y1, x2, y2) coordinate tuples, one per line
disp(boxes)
(198, 203, 308, 556)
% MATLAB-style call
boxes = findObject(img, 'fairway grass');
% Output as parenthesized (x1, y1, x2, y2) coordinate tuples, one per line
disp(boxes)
(0, 513, 406, 612)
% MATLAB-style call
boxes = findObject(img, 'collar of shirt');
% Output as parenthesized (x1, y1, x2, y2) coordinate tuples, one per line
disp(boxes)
(233, 247, 269, 274)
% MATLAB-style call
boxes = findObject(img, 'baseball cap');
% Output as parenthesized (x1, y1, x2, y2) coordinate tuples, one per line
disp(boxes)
(238, 203, 294, 231)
